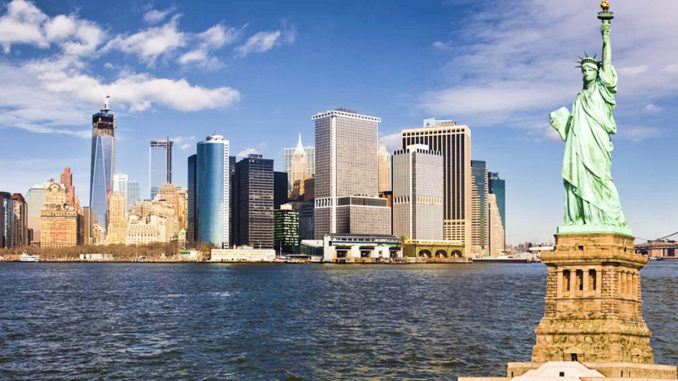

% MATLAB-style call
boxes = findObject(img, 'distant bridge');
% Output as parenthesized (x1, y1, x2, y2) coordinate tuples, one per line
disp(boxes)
(634, 231, 678, 258)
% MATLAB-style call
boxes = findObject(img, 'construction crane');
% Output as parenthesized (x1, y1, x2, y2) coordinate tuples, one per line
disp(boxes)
(95, 82, 111, 111)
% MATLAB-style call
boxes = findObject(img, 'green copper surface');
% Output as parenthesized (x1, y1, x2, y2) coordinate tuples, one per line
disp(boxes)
(549, 14, 632, 236)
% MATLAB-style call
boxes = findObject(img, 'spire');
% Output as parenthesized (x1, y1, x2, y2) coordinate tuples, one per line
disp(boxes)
(294, 133, 305, 155)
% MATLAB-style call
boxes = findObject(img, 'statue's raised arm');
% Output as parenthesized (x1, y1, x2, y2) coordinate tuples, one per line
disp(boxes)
(601, 21, 611, 74)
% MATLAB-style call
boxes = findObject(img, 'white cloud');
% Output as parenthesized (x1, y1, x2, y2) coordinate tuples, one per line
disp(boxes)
(198, 23, 241, 49)
(178, 24, 243, 68)
(617, 65, 648, 77)
(143, 8, 173, 25)
(105, 16, 186, 65)
(432, 41, 453, 51)
(617, 126, 663, 142)
(644, 104, 661, 113)
(0, 0, 47, 52)
(0, 0, 104, 57)
(235, 30, 281, 58)
(380, 132, 402, 153)
(237, 147, 261, 158)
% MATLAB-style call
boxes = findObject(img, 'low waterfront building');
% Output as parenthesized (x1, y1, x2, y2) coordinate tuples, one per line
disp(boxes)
(402, 239, 465, 262)
(320, 234, 402, 263)
(210, 248, 276, 262)
(635, 239, 678, 258)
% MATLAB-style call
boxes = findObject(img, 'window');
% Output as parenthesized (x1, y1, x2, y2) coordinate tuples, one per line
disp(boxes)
(589, 269, 597, 291)
(563, 270, 571, 292)
(576, 270, 584, 291)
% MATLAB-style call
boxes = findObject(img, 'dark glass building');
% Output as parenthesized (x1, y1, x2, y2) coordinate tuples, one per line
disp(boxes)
(187, 135, 230, 248)
(274, 171, 288, 209)
(488, 171, 506, 237)
(235, 154, 274, 248)
(89, 101, 115, 235)
(274, 208, 299, 254)
(471, 160, 488, 250)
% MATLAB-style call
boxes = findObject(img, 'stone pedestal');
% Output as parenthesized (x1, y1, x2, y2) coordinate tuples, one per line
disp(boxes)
(532, 233, 652, 364)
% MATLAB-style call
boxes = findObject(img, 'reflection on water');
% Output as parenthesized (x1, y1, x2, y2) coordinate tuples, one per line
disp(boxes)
(0, 262, 676, 379)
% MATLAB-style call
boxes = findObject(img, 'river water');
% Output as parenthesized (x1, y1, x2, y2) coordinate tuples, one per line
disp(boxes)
(1, 262, 676, 380)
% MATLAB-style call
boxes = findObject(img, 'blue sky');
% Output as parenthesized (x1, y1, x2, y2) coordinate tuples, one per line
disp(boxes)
(0, 0, 676, 244)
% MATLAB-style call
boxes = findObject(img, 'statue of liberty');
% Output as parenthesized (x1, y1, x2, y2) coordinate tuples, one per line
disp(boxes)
(549, 1, 632, 235)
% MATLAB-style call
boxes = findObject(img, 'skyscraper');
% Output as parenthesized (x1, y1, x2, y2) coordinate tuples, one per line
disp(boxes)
(283, 133, 315, 188)
(25, 182, 48, 244)
(274, 204, 299, 254)
(105, 192, 127, 244)
(392, 145, 444, 241)
(187, 154, 197, 244)
(378, 139, 391, 194)
(274, 171, 288, 209)
(291, 133, 308, 187)
(113, 173, 129, 210)
(191, 135, 229, 248)
(471, 160, 489, 254)
(487, 193, 505, 256)
(89, 100, 116, 236)
(401, 118, 471, 248)
(488, 171, 506, 240)
(60, 167, 77, 208)
(41, 182, 78, 248)
(235, 154, 274, 248)
(127, 180, 140, 210)
(0, 192, 14, 248)
(149, 139, 173, 199)
(313, 108, 391, 238)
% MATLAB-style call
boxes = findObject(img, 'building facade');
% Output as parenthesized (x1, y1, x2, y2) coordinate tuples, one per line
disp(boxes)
(89, 102, 116, 237)
(313, 108, 391, 238)
(392, 145, 444, 241)
(235, 154, 274, 248)
(149, 139, 173, 199)
(401, 118, 471, 248)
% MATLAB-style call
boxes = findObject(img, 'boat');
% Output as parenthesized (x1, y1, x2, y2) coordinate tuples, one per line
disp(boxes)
(473, 255, 530, 263)
(20, 253, 40, 262)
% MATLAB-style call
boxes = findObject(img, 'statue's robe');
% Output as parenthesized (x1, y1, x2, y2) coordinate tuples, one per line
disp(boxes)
(552, 65, 628, 227)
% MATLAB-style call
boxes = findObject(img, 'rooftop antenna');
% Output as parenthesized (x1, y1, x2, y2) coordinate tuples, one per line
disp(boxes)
(95, 82, 111, 112)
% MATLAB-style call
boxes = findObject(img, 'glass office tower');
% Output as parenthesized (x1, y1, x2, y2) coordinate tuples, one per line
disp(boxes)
(149, 139, 173, 199)
(196, 135, 229, 248)
(89, 102, 116, 235)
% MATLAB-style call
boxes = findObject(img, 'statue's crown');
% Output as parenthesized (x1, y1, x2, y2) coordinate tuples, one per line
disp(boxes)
(577, 53, 600, 68)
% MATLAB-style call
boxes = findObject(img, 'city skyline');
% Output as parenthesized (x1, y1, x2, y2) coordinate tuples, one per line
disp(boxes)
(0, 0, 677, 244)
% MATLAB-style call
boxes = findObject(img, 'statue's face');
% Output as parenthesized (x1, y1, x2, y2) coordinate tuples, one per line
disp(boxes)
(582, 65, 598, 83)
